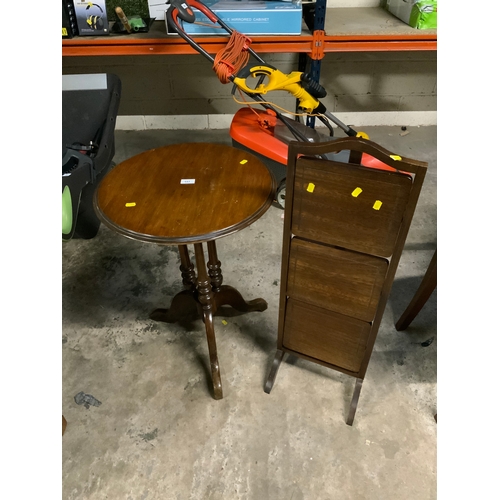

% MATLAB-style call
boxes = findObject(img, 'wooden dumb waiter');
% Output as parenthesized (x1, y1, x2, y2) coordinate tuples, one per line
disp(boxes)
(264, 136, 427, 425)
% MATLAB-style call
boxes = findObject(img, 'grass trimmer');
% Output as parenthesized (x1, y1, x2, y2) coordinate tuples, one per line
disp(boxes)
(167, 0, 388, 207)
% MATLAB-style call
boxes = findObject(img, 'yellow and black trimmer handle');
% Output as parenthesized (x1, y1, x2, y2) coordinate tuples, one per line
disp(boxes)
(233, 64, 365, 138)
(233, 64, 324, 112)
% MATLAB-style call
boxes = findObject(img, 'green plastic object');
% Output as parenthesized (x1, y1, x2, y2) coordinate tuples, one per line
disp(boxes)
(62, 185, 73, 236)
(387, 0, 437, 30)
(410, 1, 437, 30)
(129, 15, 146, 31)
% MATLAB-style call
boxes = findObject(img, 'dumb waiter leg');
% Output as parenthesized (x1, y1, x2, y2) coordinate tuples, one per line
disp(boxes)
(194, 243, 223, 400)
(346, 378, 363, 426)
(264, 349, 285, 394)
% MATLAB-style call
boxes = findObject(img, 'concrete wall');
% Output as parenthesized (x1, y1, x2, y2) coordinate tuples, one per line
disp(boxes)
(62, 49, 436, 129)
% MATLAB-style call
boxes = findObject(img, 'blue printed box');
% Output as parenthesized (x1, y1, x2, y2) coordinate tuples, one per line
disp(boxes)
(166, 0, 303, 36)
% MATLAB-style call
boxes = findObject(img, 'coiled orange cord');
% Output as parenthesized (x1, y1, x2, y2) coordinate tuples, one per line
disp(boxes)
(213, 31, 252, 84)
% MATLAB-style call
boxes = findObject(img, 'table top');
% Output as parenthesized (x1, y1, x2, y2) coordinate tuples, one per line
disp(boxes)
(93, 142, 276, 244)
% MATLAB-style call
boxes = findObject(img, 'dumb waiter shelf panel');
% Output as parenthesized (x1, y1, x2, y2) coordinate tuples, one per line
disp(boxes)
(264, 137, 427, 426)
(62, 8, 437, 57)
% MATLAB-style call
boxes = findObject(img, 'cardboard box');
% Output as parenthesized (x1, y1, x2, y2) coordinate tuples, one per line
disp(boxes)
(148, 0, 168, 20)
(166, 0, 303, 36)
(73, 0, 110, 35)
(386, 0, 437, 30)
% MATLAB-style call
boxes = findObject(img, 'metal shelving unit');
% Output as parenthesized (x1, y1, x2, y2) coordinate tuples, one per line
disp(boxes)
(62, 7, 437, 57)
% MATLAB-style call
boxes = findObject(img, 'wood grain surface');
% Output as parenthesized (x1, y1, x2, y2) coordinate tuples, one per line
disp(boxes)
(94, 143, 276, 244)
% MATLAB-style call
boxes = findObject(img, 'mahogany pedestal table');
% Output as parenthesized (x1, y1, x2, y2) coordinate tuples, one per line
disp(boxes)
(93, 142, 276, 400)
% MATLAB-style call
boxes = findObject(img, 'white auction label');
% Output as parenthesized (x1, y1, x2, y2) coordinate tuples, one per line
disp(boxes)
(180, 179, 195, 184)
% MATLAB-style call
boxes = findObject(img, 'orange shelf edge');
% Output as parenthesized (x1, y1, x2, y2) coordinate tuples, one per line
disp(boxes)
(62, 35, 437, 57)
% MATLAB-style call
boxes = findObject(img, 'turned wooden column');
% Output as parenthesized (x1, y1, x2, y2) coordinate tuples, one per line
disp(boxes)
(93, 142, 276, 399)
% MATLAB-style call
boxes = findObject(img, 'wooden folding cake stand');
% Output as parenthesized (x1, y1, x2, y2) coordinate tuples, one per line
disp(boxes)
(265, 137, 427, 425)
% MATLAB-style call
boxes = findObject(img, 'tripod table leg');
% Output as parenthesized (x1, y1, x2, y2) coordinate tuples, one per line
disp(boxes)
(207, 240, 223, 293)
(150, 245, 199, 322)
(207, 240, 268, 314)
(194, 243, 223, 400)
(179, 244, 197, 291)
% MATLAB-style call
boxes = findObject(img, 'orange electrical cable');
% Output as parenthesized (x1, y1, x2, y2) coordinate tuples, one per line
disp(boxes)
(235, 88, 263, 120)
(213, 31, 251, 84)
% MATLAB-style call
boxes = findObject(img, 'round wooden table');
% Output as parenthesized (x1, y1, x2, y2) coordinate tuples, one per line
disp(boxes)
(93, 142, 276, 399)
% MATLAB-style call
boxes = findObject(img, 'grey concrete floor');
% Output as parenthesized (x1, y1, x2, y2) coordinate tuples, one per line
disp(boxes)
(62, 125, 437, 499)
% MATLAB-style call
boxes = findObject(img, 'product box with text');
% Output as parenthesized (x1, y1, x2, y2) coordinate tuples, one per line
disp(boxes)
(166, 0, 303, 36)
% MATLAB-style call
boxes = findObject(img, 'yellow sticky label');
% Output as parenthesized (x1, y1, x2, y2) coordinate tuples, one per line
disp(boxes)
(62, 28, 68, 36)
(125, 202, 136, 207)
(373, 200, 382, 210)
(222, 320, 228, 325)
(307, 183, 315, 193)
(240, 159, 248, 164)
(351, 187, 363, 197)
(390, 155, 402, 161)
